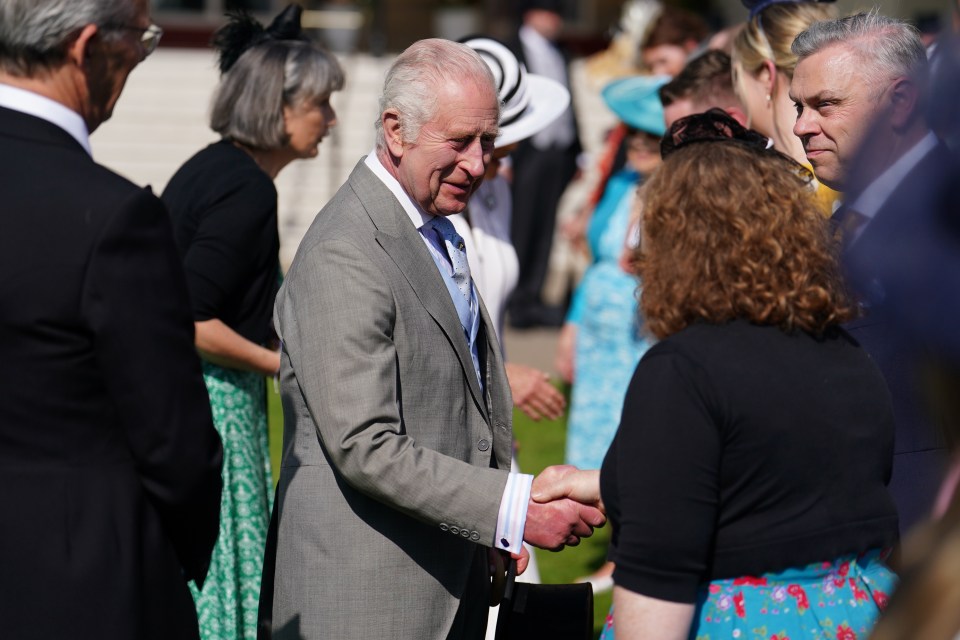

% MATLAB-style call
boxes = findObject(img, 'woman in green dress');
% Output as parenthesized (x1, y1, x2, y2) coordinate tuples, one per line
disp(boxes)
(162, 6, 344, 639)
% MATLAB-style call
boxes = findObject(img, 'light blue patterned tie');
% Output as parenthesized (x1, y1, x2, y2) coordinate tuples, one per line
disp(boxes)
(429, 216, 472, 303)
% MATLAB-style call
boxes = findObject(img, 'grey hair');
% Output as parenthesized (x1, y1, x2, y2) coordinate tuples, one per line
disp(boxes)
(210, 39, 345, 150)
(792, 11, 927, 90)
(0, 0, 135, 75)
(374, 38, 499, 154)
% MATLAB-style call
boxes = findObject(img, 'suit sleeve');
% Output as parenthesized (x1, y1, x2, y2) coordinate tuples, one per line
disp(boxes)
(276, 238, 508, 544)
(82, 188, 223, 583)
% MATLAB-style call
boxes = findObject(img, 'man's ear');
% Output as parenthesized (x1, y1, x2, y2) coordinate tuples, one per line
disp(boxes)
(887, 76, 921, 129)
(382, 109, 405, 158)
(66, 24, 100, 67)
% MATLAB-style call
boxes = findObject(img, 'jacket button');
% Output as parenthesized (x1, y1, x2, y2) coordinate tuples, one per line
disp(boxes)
(460, 529, 470, 538)
(470, 531, 480, 541)
(478, 439, 490, 451)
(450, 526, 461, 535)
(440, 523, 449, 531)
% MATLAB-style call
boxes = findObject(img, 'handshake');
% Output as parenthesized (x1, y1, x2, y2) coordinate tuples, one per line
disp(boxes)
(523, 465, 605, 551)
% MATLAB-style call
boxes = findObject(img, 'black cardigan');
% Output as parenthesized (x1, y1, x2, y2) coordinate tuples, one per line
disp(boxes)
(600, 319, 899, 603)
(163, 140, 280, 345)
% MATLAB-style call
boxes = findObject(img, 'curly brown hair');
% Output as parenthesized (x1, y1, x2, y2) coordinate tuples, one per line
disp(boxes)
(637, 142, 854, 339)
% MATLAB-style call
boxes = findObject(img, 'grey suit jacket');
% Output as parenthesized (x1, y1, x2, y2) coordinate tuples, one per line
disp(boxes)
(269, 160, 514, 639)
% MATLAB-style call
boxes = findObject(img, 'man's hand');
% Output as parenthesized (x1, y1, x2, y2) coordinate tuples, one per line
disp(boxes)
(523, 465, 605, 551)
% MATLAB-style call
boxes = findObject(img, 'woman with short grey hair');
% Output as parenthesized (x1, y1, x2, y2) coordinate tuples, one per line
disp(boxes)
(161, 5, 343, 640)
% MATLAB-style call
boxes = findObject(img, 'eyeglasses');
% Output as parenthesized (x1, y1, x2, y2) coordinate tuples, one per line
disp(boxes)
(105, 23, 163, 57)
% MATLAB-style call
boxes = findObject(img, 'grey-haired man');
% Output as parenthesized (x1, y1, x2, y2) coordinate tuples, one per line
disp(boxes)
(0, 1, 223, 637)
(791, 12, 951, 532)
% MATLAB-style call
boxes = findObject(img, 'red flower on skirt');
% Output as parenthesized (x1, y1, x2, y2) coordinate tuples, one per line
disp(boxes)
(836, 623, 857, 640)
(734, 592, 746, 618)
(787, 584, 810, 612)
(733, 576, 768, 586)
(873, 590, 889, 610)
(770, 634, 790, 640)
(833, 562, 851, 587)
(849, 578, 869, 601)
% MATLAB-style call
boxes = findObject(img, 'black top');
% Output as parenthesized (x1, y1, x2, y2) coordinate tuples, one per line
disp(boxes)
(163, 140, 280, 345)
(600, 319, 899, 604)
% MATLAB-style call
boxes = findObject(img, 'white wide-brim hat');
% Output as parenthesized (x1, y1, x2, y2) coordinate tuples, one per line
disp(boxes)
(461, 36, 571, 149)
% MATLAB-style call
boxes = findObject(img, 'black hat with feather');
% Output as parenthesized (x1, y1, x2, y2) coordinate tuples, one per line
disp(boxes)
(212, 3, 307, 75)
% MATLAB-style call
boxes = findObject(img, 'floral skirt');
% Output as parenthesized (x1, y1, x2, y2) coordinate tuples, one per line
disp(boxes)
(599, 549, 896, 640)
(190, 362, 274, 640)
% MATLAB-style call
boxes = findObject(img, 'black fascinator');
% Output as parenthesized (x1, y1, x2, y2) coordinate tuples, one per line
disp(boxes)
(661, 108, 769, 158)
(212, 3, 307, 74)
(741, 0, 836, 20)
(661, 108, 813, 182)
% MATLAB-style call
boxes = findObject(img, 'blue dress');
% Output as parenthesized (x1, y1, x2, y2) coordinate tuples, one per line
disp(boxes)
(599, 550, 897, 640)
(564, 168, 653, 469)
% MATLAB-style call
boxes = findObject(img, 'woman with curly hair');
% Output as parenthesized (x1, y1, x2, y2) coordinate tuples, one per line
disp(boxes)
(535, 110, 900, 640)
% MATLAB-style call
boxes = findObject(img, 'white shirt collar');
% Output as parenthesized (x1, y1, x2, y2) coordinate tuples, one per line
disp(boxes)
(363, 150, 434, 231)
(0, 83, 92, 157)
(849, 131, 939, 220)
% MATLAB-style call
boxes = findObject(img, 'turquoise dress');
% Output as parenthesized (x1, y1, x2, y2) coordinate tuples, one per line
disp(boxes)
(564, 168, 653, 470)
(599, 550, 897, 640)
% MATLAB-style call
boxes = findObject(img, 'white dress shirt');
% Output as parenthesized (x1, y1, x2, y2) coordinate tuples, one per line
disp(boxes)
(0, 83, 92, 156)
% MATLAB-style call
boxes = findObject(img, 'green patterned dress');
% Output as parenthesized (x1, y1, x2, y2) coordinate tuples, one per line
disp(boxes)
(162, 140, 282, 640)
(190, 361, 274, 640)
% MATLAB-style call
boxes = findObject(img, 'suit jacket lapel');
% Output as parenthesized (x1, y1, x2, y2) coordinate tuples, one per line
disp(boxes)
(347, 161, 491, 422)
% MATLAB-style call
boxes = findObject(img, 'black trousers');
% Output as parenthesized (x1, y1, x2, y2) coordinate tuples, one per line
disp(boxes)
(508, 141, 579, 319)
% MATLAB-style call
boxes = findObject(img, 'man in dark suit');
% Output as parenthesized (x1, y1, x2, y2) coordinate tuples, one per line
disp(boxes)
(791, 12, 949, 532)
(507, 0, 582, 328)
(0, 1, 223, 638)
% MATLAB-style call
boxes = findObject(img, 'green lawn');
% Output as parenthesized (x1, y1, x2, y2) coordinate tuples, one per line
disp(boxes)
(267, 383, 611, 638)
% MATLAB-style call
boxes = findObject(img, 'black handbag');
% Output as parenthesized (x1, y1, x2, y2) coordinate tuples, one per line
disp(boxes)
(494, 558, 594, 640)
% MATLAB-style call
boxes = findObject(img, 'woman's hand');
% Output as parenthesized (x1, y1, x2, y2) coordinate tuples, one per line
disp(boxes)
(530, 465, 603, 513)
(505, 362, 566, 421)
(195, 318, 281, 377)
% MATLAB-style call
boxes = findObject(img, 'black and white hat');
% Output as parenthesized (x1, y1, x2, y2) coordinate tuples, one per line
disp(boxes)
(461, 36, 571, 148)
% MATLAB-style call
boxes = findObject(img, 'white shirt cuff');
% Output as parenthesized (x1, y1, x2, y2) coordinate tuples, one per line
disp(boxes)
(495, 472, 533, 554)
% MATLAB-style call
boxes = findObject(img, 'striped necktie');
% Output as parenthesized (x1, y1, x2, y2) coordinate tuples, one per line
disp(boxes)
(428, 216, 472, 303)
